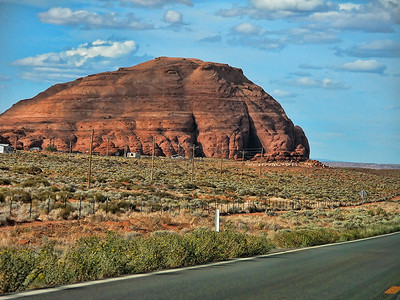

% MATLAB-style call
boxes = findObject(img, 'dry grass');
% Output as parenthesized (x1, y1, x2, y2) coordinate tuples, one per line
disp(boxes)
(0, 199, 398, 249)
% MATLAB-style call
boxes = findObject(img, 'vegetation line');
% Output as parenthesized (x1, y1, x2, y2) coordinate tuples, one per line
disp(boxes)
(1, 223, 400, 294)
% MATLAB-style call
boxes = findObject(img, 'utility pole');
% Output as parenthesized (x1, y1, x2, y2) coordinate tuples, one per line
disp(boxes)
(14, 136, 18, 151)
(106, 137, 110, 156)
(259, 147, 264, 176)
(191, 144, 195, 183)
(241, 149, 245, 177)
(69, 141, 72, 154)
(87, 129, 94, 189)
(150, 137, 155, 184)
(219, 148, 223, 176)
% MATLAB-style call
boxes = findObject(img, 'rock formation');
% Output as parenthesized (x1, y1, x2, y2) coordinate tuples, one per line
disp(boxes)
(0, 57, 309, 160)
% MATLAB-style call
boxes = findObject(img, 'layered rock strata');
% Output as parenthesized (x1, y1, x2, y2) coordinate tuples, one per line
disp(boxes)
(0, 57, 309, 160)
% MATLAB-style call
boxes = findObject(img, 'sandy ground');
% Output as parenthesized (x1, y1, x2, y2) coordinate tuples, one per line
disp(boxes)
(0, 199, 398, 249)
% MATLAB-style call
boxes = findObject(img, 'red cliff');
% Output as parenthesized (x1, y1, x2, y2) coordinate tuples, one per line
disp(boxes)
(0, 57, 309, 160)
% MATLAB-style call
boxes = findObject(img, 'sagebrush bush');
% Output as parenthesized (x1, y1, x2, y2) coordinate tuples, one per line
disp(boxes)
(273, 229, 339, 248)
(0, 229, 273, 293)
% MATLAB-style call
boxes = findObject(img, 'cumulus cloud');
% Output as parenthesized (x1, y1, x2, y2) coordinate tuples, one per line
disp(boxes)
(120, 0, 192, 8)
(335, 40, 400, 58)
(12, 40, 138, 81)
(250, 0, 325, 12)
(282, 27, 340, 44)
(308, 10, 393, 32)
(232, 23, 266, 36)
(219, 0, 399, 32)
(229, 24, 339, 52)
(229, 36, 285, 51)
(307, 0, 400, 32)
(164, 10, 183, 24)
(337, 59, 387, 74)
(38, 7, 153, 30)
(271, 76, 350, 90)
(272, 89, 298, 98)
(218, 0, 330, 20)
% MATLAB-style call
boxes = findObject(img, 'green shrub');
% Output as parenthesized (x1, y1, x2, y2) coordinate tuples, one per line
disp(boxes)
(99, 200, 135, 214)
(0, 230, 273, 293)
(10, 189, 32, 203)
(45, 145, 58, 152)
(273, 229, 339, 248)
(58, 204, 75, 220)
(0, 248, 36, 293)
(14, 166, 42, 175)
(20, 178, 50, 187)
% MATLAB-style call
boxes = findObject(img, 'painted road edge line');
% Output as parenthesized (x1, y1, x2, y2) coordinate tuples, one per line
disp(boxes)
(1, 231, 399, 299)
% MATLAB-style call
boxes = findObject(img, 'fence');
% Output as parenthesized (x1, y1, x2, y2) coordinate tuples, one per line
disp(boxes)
(0, 195, 383, 222)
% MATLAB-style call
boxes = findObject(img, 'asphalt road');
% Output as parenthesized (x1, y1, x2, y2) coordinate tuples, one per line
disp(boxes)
(2, 232, 400, 300)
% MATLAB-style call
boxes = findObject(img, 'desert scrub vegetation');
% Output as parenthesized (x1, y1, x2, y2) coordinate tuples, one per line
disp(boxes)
(0, 151, 399, 221)
(272, 222, 400, 248)
(0, 229, 273, 293)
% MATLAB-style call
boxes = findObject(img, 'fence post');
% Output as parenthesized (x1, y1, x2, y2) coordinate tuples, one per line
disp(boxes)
(47, 197, 50, 215)
(79, 196, 82, 219)
(9, 196, 13, 216)
(30, 198, 33, 219)
(215, 209, 220, 232)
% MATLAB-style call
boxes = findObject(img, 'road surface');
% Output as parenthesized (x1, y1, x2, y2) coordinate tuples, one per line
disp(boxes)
(2, 232, 400, 300)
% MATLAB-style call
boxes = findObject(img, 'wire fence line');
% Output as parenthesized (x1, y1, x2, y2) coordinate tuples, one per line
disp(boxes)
(0, 151, 396, 222)
(0, 194, 385, 222)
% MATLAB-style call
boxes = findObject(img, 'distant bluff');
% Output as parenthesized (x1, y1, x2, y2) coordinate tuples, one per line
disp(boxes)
(0, 57, 309, 160)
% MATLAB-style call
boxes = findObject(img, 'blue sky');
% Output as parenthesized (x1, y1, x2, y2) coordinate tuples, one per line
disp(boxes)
(0, 0, 399, 164)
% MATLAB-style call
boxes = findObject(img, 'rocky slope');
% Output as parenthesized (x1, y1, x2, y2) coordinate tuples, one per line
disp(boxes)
(0, 57, 309, 160)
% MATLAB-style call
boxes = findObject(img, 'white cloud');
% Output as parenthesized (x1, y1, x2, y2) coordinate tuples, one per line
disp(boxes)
(38, 7, 153, 30)
(219, 0, 398, 32)
(271, 76, 350, 90)
(121, 0, 192, 8)
(232, 23, 266, 35)
(338, 3, 361, 11)
(218, 0, 330, 19)
(14, 40, 137, 68)
(335, 40, 400, 57)
(338, 59, 387, 74)
(65, 40, 137, 66)
(164, 10, 183, 24)
(272, 89, 298, 98)
(12, 40, 138, 81)
(229, 36, 285, 51)
(308, 9, 393, 32)
(250, 0, 325, 12)
(283, 27, 340, 44)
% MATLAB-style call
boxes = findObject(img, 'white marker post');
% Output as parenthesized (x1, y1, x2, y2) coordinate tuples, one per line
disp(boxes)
(215, 209, 220, 232)
(360, 190, 367, 205)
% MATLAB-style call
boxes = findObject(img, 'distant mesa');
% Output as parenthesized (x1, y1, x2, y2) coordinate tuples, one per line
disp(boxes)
(0, 57, 309, 161)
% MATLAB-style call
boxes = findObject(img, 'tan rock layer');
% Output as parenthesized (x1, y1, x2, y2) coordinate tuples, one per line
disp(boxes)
(0, 57, 309, 159)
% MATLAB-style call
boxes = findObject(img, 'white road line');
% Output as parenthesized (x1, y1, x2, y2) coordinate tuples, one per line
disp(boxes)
(1, 231, 399, 299)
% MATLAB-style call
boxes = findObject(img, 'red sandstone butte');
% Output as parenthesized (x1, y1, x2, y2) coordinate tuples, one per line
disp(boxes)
(0, 57, 309, 160)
